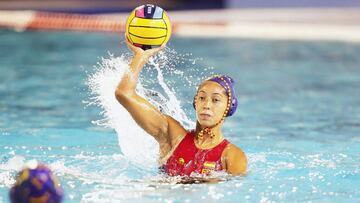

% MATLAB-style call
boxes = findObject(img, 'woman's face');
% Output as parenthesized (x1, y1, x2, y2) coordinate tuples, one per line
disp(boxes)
(195, 81, 228, 127)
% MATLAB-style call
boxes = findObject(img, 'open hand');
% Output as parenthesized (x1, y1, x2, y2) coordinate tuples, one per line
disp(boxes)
(125, 34, 165, 61)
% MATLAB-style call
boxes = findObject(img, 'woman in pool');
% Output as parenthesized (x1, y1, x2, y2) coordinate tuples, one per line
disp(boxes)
(115, 39, 247, 176)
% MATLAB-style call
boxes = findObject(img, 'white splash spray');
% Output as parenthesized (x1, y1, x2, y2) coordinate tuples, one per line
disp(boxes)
(86, 50, 197, 169)
(148, 53, 193, 128)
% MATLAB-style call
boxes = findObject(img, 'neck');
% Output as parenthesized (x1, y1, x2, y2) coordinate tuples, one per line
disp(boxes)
(195, 122, 224, 147)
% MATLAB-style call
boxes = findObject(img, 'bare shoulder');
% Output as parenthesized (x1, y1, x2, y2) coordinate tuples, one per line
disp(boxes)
(165, 115, 187, 147)
(222, 143, 247, 176)
(224, 143, 246, 156)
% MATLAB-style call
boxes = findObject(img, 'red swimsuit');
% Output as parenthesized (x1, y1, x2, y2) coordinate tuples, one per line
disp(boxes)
(163, 131, 229, 176)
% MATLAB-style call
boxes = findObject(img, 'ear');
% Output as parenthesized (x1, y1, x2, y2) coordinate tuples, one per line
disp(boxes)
(226, 97, 238, 117)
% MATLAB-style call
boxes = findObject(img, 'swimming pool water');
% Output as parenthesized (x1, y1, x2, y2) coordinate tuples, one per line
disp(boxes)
(0, 30, 360, 202)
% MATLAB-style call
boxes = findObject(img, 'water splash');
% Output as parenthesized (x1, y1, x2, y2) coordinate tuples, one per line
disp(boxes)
(86, 55, 156, 168)
(0, 155, 25, 187)
(147, 51, 194, 128)
(86, 49, 201, 169)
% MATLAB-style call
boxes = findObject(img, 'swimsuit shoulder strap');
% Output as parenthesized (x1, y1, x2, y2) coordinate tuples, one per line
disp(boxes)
(172, 131, 196, 152)
(208, 138, 230, 156)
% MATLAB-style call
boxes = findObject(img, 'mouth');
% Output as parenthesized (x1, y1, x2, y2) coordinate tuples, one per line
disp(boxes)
(199, 113, 212, 120)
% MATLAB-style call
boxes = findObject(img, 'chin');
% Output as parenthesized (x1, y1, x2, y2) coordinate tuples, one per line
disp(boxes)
(197, 120, 215, 128)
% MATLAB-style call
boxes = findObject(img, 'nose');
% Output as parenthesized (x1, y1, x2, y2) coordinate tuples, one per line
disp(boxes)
(202, 98, 211, 109)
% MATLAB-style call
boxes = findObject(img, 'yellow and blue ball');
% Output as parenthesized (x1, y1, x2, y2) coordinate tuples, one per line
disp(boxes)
(125, 4, 172, 50)
(9, 161, 63, 203)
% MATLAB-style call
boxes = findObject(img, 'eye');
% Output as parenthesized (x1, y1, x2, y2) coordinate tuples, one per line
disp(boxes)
(199, 96, 205, 101)
(213, 98, 221, 103)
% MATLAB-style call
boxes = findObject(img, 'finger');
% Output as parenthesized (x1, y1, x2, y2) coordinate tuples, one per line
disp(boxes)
(125, 38, 131, 47)
(124, 36, 134, 48)
(124, 34, 132, 47)
(160, 43, 166, 49)
(124, 33, 134, 47)
(147, 45, 165, 54)
(124, 33, 130, 44)
(124, 36, 142, 53)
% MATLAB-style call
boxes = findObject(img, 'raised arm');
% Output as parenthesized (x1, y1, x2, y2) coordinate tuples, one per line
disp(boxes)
(115, 38, 169, 143)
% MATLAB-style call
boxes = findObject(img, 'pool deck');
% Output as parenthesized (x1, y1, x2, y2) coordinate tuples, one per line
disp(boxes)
(1, 8, 360, 42)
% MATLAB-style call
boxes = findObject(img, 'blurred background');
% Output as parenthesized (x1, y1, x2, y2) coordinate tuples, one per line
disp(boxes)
(1, 0, 360, 41)
(0, 0, 360, 13)
(1, 1, 360, 203)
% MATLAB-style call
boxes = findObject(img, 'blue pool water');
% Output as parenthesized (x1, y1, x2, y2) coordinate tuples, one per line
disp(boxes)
(0, 30, 360, 202)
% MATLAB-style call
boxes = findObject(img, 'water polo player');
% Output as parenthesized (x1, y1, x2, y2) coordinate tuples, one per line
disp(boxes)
(115, 39, 247, 176)
(9, 160, 63, 203)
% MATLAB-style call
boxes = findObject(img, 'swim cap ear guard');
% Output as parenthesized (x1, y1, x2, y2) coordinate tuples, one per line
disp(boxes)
(193, 75, 238, 117)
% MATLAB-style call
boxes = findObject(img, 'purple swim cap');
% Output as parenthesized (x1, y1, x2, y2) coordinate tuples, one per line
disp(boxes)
(207, 75, 238, 117)
(193, 75, 238, 117)
(10, 160, 63, 203)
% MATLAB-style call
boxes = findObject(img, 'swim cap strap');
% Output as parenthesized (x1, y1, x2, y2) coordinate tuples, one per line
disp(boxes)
(207, 75, 238, 117)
